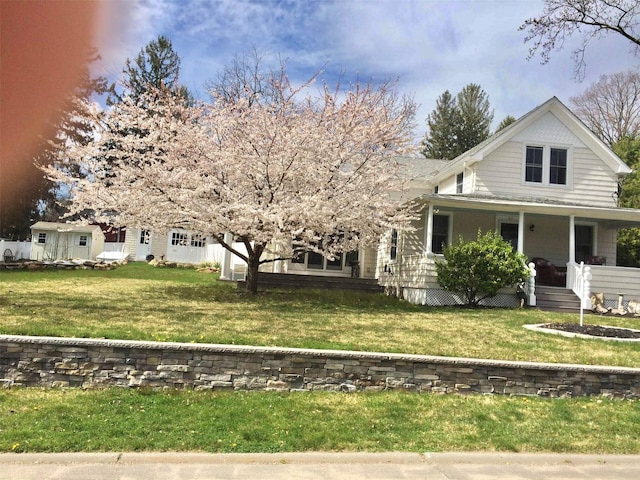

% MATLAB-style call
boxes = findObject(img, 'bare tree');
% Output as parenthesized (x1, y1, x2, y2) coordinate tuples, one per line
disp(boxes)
(520, 0, 640, 80)
(571, 70, 640, 145)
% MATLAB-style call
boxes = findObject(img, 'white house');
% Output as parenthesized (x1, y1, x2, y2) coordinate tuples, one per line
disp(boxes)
(30, 222, 105, 261)
(376, 97, 640, 307)
(122, 228, 248, 272)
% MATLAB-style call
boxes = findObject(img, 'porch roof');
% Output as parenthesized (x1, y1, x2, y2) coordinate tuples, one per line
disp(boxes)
(417, 193, 640, 229)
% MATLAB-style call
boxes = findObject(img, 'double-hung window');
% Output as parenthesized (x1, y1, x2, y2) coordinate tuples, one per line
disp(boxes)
(525, 146, 544, 183)
(431, 214, 450, 254)
(79, 235, 88, 246)
(524, 145, 570, 186)
(549, 148, 567, 185)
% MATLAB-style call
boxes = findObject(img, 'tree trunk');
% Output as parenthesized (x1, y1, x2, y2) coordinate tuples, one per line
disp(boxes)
(244, 256, 260, 294)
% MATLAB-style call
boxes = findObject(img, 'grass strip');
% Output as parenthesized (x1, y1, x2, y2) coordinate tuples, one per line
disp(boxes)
(1, 263, 640, 367)
(1, 388, 639, 454)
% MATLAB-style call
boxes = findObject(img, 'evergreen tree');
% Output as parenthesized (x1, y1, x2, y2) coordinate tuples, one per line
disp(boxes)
(422, 84, 493, 160)
(421, 90, 458, 159)
(454, 83, 493, 157)
(108, 35, 191, 105)
(496, 115, 517, 132)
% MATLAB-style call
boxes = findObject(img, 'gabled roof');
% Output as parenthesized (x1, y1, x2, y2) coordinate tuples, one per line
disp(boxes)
(31, 222, 104, 235)
(395, 156, 449, 182)
(431, 96, 632, 183)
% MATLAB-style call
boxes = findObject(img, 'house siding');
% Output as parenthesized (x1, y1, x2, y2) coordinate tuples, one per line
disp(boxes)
(438, 174, 457, 194)
(475, 142, 618, 208)
(589, 266, 640, 304)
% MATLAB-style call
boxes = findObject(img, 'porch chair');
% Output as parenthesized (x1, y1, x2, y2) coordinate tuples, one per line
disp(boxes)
(531, 257, 567, 287)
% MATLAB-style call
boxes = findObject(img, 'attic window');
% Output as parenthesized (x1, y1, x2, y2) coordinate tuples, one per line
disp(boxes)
(525, 146, 543, 183)
(524, 145, 570, 187)
(550, 148, 567, 185)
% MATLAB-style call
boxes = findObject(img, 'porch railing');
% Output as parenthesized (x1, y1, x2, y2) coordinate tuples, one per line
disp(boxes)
(568, 261, 592, 312)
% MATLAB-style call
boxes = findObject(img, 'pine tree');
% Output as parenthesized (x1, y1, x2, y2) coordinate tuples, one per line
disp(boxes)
(496, 115, 517, 132)
(454, 83, 493, 157)
(422, 84, 493, 160)
(108, 35, 190, 105)
(421, 90, 458, 159)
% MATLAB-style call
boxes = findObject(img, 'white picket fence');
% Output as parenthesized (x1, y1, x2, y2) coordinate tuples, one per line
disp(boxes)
(0, 240, 32, 261)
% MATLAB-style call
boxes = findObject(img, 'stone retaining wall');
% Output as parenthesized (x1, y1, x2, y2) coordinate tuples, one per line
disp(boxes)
(1, 335, 639, 398)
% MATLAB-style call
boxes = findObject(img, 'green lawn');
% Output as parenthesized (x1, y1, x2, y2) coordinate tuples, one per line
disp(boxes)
(2, 388, 640, 454)
(2, 262, 640, 454)
(1, 262, 639, 366)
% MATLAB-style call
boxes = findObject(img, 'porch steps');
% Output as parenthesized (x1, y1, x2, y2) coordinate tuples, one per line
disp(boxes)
(535, 286, 581, 314)
(238, 272, 384, 293)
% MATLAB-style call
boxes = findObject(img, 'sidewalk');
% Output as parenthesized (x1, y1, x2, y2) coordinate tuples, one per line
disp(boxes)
(2, 452, 640, 479)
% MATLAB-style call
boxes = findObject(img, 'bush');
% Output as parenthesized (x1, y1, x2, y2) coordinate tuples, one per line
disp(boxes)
(435, 230, 529, 307)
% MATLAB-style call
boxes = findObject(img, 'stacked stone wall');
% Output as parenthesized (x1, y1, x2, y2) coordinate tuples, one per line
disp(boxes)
(1, 335, 639, 399)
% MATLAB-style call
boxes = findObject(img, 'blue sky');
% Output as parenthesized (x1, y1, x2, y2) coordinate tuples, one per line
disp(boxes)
(94, 0, 639, 139)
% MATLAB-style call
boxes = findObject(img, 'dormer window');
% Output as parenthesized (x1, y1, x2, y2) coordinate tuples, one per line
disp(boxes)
(523, 144, 570, 187)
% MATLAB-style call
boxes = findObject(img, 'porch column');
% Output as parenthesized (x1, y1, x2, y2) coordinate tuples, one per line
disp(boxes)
(569, 215, 576, 264)
(425, 203, 434, 255)
(517, 211, 525, 254)
(220, 232, 233, 280)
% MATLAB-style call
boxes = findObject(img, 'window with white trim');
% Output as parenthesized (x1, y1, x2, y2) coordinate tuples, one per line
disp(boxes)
(456, 172, 464, 193)
(431, 214, 450, 254)
(390, 229, 398, 260)
(139, 230, 150, 244)
(525, 146, 543, 183)
(79, 235, 88, 247)
(38, 233, 47, 244)
(171, 231, 188, 246)
(523, 144, 570, 186)
(575, 224, 595, 263)
(190, 234, 205, 247)
(549, 148, 567, 185)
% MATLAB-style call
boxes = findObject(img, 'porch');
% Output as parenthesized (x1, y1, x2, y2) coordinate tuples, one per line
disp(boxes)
(379, 194, 640, 308)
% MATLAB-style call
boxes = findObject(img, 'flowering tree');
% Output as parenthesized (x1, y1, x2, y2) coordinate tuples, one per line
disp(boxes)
(47, 68, 418, 293)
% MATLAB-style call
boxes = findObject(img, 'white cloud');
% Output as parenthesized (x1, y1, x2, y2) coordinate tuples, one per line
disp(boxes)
(93, 0, 640, 138)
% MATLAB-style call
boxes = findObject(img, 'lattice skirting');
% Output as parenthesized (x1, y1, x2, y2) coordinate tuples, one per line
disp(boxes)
(402, 287, 519, 307)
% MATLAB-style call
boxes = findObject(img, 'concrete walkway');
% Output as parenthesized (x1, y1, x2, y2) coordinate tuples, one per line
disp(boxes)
(1, 452, 640, 479)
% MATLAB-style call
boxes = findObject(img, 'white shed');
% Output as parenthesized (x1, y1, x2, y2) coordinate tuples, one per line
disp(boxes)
(30, 222, 105, 261)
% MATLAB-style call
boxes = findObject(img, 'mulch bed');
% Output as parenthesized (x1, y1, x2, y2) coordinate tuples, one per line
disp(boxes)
(543, 323, 640, 339)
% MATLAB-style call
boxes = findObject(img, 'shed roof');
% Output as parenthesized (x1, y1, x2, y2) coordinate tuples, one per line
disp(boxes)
(31, 222, 104, 236)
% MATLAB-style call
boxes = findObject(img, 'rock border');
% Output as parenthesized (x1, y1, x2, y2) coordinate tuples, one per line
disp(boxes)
(524, 323, 640, 342)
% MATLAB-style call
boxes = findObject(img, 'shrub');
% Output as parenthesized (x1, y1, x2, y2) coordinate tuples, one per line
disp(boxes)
(435, 230, 529, 307)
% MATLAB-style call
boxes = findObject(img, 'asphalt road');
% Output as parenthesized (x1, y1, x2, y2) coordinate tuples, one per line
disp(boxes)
(2, 452, 640, 480)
